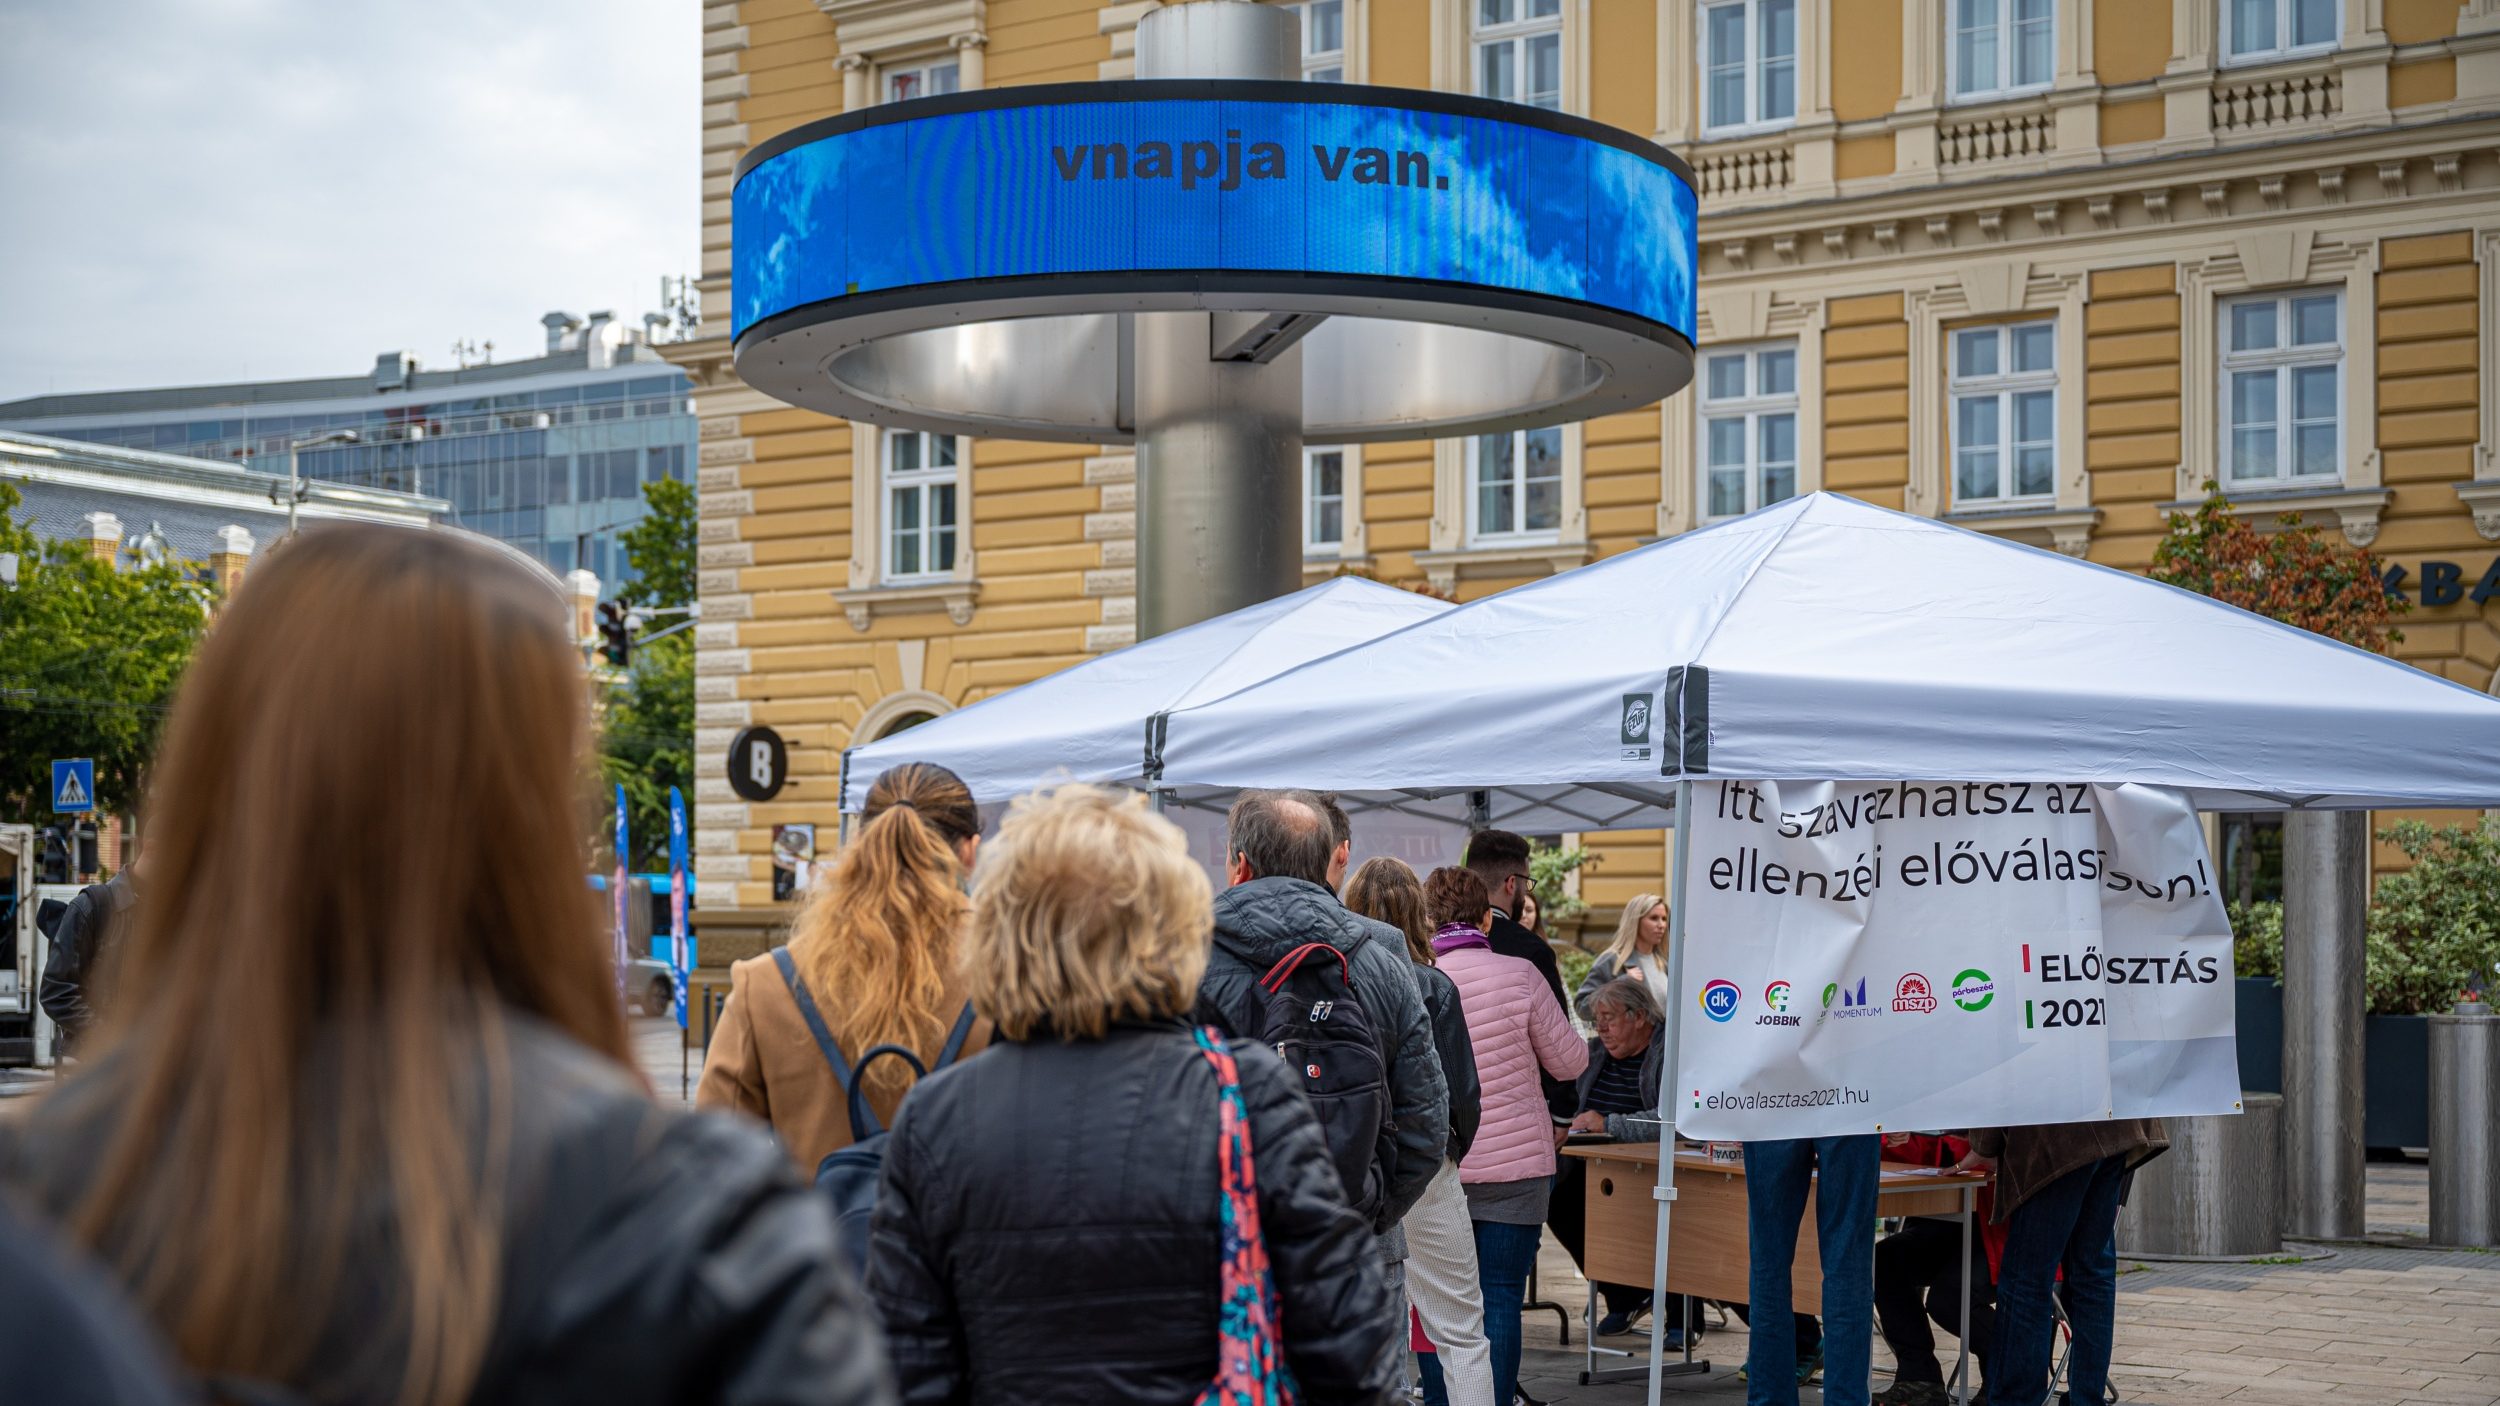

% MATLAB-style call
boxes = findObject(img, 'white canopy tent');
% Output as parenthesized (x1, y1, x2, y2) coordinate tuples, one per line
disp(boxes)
(1153, 491, 2500, 815)
(1151, 491, 2500, 1406)
(837, 576, 1477, 877)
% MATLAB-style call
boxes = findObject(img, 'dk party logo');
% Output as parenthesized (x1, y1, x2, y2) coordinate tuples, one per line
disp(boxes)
(1892, 972, 1939, 1013)
(1951, 969, 1996, 1012)
(1700, 979, 1742, 1022)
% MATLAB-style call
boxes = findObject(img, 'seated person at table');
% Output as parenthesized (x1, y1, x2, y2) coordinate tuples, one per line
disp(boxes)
(1873, 1132, 2002, 1406)
(1546, 977, 1691, 1343)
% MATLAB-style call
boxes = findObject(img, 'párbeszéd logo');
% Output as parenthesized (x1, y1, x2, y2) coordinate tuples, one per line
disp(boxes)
(1951, 968, 1996, 1012)
(1700, 979, 1742, 1023)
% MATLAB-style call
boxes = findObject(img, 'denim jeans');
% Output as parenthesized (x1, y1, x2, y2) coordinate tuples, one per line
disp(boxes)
(1990, 1153, 2127, 1406)
(1742, 1135, 1878, 1406)
(1418, 1217, 1543, 1406)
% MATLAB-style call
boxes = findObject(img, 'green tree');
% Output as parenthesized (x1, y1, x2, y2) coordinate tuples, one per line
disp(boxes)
(0, 482, 211, 819)
(2230, 819, 2500, 1014)
(1529, 838, 1592, 928)
(597, 478, 698, 868)
(618, 476, 696, 610)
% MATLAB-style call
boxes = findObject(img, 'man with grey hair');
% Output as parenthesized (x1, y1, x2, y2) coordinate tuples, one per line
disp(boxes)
(1193, 789, 1449, 1237)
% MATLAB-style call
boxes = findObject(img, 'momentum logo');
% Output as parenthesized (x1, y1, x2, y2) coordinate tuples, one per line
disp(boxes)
(1951, 969, 1996, 1012)
(1823, 976, 1882, 1020)
(1700, 979, 1742, 1023)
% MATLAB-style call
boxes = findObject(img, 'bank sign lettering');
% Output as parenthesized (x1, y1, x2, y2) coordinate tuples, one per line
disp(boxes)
(733, 93, 1698, 342)
(1675, 778, 2240, 1140)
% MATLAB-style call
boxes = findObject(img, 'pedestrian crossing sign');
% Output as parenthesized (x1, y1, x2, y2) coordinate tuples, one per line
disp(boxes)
(51, 758, 94, 814)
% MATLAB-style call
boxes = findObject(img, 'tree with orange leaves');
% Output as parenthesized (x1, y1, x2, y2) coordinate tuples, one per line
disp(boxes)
(2148, 487, 2408, 654)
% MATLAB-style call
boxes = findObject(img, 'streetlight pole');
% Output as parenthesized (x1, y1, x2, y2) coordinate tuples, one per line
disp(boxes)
(280, 430, 361, 537)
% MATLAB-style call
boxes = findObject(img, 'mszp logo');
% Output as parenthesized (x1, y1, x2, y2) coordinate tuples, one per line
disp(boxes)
(1893, 972, 1939, 1013)
(1619, 692, 1653, 760)
(1700, 979, 1742, 1022)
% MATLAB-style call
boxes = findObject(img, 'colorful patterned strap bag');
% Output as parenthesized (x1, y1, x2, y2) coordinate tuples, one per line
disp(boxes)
(1192, 1025, 1301, 1406)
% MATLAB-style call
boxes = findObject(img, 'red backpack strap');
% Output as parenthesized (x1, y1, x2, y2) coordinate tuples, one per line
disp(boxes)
(1259, 941, 1352, 995)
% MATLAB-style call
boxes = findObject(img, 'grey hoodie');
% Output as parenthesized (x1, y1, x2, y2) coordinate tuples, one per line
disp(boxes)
(1194, 876, 1451, 1233)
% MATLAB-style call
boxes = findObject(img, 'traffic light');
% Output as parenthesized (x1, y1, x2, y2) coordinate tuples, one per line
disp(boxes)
(74, 822, 97, 877)
(36, 827, 71, 885)
(597, 601, 632, 667)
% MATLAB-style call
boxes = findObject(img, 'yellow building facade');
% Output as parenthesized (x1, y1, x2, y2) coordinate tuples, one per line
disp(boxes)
(673, 0, 2500, 943)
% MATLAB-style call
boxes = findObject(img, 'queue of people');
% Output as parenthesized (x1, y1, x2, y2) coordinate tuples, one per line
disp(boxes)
(0, 520, 2163, 1406)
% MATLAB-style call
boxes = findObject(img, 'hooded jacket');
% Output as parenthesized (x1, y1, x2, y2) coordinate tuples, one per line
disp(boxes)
(1195, 876, 1450, 1232)
(866, 1018, 1401, 1406)
(1968, 1119, 2168, 1223)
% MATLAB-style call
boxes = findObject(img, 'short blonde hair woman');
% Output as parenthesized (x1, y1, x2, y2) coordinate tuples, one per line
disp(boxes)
(0, 524, 887, 1406)
(865, 785, 1397, 1406)
(1574, 891, 1668, 1022)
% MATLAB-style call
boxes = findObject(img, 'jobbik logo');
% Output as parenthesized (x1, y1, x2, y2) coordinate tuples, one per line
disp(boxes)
(1755, 979, 1799, 1026)
(1699, 979, 1741, 1023)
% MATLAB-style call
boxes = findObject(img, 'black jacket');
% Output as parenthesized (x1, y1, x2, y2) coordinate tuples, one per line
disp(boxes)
(1194, 876, 1449, 1231)
(1415, 962, 1481, 1165)
(0, 1014, 894, 1406)
(1485, 910, 1577, 1119)
(0, 1193, 193, 1406)
(38, 874, 136, 1051)
(866, 1019, 1400, 1406)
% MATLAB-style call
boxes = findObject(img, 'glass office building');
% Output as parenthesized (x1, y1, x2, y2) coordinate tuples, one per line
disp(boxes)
(0, 321, 695, 590)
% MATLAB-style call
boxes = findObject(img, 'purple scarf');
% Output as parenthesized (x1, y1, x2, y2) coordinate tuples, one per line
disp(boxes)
(1431, 922, 1491, 956)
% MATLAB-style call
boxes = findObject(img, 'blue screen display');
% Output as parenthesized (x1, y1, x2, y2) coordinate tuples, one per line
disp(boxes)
(734, 94, 1698, 342)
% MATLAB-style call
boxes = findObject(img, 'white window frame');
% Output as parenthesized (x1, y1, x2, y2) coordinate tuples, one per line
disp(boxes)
(1292, 0, 1346, 82)
(1948, 319, 2061, 510)
(1304, 446, 1347, 554)
(1697, 0, 1798, 138)
(2222, 0, 2339, 66)
(882, 430, 960, 583)
(1472, 0, 1563, 111)
(882, 57, 960, 103)
(2218, 288, 2345, 490)
(1947, 0, 2055, 103)
(1696, 342, 1801, 521)
(1466, 425, 1564, 545)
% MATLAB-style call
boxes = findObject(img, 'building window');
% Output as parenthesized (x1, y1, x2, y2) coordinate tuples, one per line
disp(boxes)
(1700, 0, 1796, 135)
(2224, 0, 2337, 64)
(884, 431, 959, 580)
(884, 59, 959, 102)
(1305, 447, 1346, 552)
(1949, 0, 2053, 101)
(1698, 344, 1798, 519)
(1950, 320, 2058, 507)
(1469, 426, 1563, 542)
(2221, 289, 2342, 487)
(1474, 0, 1562, 111)
(1294, 1, 1345, 81)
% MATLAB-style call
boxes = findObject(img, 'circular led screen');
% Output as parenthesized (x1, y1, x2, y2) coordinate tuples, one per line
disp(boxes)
(732, 81, 1699, 442)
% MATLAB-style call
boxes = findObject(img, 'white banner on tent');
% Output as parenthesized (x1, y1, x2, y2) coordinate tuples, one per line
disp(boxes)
(1672, 779, 2240, 1140)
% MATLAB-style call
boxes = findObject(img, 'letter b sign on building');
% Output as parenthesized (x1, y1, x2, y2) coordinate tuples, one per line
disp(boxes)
(726, 726, 787, 802)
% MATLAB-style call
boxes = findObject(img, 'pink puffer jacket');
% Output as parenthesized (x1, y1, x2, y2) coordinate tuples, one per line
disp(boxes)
(1440, 940, 1588, 1184)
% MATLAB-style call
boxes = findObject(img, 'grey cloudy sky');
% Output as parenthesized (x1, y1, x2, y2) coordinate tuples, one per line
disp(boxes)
(0, 0, 698, 402)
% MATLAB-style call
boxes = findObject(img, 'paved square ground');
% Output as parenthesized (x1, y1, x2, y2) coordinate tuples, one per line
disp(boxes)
(637, 1021, 2499, 1406)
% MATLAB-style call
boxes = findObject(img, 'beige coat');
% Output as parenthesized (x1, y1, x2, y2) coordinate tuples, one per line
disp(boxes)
(695, 940, 992, 1175)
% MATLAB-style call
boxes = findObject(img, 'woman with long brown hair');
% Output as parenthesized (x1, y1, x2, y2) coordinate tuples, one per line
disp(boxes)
(0, 524, 891, 1406)
(698, 761, 990, 1172)
(1342, 857, 1491, 1406)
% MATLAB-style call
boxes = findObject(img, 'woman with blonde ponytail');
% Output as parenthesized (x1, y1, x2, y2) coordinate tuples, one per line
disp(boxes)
(699, 761, 993, 1171)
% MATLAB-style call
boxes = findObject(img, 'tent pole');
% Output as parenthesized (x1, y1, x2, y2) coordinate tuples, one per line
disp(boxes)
(1645, 778, 1695, 1406)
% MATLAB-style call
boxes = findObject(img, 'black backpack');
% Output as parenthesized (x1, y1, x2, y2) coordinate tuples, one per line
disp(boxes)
(772, 947, 975, 1275)
(1254, 941, 1390, 1227)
